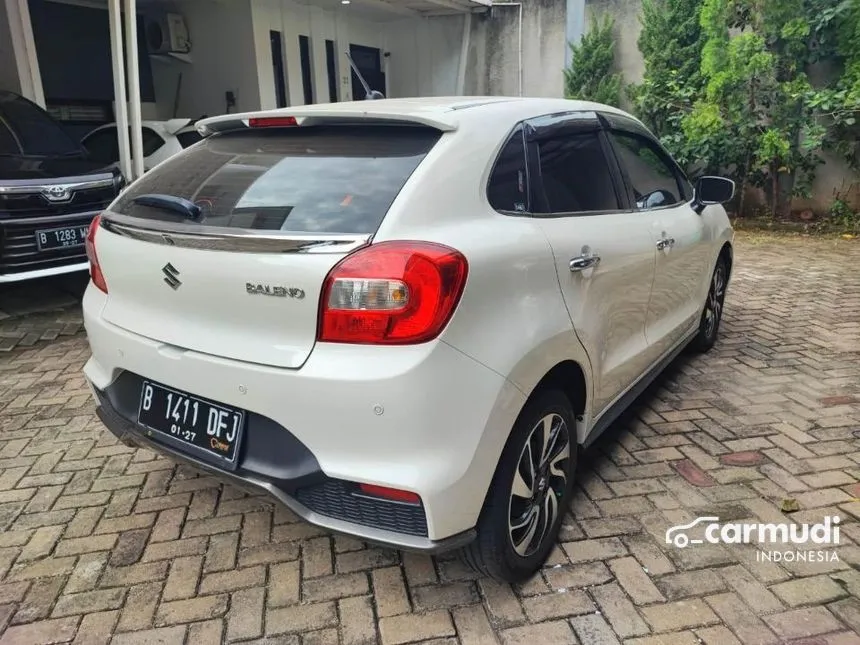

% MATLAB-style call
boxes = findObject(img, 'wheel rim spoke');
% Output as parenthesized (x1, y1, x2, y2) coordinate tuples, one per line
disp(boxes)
(704, 266, 726, 338)
(539, 415, 555, 465)
(512, 507, 539, 555)
(523, 441, 536, 490)
(549, 440, 570, 480)
(538, 486, 559, 546)
(511, 464, 533, 500)
(508, 413, 571, 558)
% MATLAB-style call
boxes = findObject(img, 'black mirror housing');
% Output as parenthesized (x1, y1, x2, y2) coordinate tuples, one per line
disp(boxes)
(694, 176, 735, 207)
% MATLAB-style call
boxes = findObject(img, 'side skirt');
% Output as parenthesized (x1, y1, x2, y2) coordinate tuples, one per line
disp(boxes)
(582, 328, 697, 450)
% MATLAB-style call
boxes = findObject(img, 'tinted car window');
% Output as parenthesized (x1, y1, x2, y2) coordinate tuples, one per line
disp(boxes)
(537, 132, 619, 213)
(142, 128, 165, 156)
(112, 125, 441, 235)
(82, 127, 120, 164)
(609, 132, 683, 209)
(176, 130, 203, 148)
(84, 127, 166, 162)
(0, 120, 17, 154)
(488, 125, 528, 213)
(0, 92, 81, 156)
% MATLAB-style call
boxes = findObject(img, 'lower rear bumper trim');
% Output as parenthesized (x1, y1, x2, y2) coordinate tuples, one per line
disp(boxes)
(94, 399, 476, 554)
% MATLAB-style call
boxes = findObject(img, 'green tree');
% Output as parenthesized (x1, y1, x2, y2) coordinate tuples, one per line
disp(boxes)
(825, 0, 860, 168)
(680, 0, 858, 217)
(563, 14, 622, 107)
(629, 0, 707, 163)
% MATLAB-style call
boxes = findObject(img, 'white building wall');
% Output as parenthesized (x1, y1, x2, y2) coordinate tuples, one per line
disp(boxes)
(250, 0, 466, 108)
(150, 0, 261, 120)
(385, 15, 465, 98)
(251, 0, 384, 108)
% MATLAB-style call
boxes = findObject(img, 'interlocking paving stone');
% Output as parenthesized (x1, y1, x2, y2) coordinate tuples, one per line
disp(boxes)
(0, 233, 858, 643)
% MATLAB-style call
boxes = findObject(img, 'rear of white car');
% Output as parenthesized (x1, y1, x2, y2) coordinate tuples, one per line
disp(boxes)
(82, 103, 530, 556)
(83, 98, 735, 582)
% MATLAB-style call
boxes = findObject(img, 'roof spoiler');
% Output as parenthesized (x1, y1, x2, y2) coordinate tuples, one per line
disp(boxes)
(196, 109, 459, 137)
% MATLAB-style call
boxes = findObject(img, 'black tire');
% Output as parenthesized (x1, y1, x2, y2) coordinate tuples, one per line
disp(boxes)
(459, 389, 577, 583)
(691, 255, 729, 353)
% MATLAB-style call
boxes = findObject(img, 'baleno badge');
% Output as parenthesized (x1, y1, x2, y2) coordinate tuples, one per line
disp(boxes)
(246, 283, 305, 299)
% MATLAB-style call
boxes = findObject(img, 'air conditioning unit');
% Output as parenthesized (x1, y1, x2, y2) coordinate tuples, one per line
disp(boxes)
(145, 13, 191, 55)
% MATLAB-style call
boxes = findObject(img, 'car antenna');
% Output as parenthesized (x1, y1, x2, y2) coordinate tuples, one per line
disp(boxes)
(344, 51, 385, 100)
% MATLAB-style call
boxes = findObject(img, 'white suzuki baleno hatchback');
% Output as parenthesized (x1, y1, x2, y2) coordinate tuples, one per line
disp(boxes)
(83, 97, 734, 582)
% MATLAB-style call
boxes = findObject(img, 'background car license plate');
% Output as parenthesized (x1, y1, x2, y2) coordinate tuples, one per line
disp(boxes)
(137, 381, 245, 466)
(35, 224, 89, 251)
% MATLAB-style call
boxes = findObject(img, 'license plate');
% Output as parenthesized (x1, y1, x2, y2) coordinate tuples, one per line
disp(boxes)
(137, 381, 245, 468)
(35, 224, 89, 251)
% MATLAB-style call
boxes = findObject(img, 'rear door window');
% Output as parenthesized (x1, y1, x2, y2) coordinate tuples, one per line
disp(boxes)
(112, 125, 441, 235)
(536, 132, 620, 213)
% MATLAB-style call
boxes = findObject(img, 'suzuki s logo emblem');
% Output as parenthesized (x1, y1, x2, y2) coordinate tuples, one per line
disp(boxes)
(41, 185, 73, 202)
(162, 263, 181, 290)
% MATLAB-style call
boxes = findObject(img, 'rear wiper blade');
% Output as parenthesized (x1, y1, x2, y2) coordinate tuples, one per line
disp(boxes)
(132, 193, 201, 220)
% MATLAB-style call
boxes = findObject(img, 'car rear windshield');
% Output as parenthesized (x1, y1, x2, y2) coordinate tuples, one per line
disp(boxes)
(112, 125, 442, 234)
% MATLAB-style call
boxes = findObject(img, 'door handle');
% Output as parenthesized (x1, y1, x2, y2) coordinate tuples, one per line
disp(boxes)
(570, 255, 601, 272)
(656, 237, 675, 250)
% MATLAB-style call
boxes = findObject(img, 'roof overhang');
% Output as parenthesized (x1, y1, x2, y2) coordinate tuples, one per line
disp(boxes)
(292, 0, 492, 19)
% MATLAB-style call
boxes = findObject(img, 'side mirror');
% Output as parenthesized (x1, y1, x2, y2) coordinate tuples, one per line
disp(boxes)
(694, 176, 735, 212)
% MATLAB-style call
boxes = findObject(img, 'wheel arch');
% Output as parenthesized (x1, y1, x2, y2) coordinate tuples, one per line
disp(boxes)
(509, 353, 592, 447)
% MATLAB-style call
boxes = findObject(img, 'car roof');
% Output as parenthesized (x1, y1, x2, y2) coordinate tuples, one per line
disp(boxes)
(197, 96, 644, 136)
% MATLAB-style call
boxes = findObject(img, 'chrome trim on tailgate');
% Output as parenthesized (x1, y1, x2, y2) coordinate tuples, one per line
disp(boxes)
(100, 212, 371, 254)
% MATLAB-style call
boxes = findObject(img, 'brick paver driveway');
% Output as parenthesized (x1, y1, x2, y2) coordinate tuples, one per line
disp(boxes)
(1, 232, 859, 645)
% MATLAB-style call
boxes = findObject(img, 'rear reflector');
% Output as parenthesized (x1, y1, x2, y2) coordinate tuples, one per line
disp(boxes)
(249, 116, 298, 128)
(357, 483, 421, 505)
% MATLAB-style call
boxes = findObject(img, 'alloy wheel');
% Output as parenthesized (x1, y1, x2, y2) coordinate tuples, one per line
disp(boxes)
(704, 264, 726, 339)
(507, 413, 571, 557)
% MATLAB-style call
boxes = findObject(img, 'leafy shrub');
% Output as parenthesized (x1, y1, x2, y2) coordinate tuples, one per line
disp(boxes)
(563, 14, 622, 107)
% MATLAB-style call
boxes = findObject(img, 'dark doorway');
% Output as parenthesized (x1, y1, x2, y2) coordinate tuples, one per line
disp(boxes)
(349, 44, 385, 99)
(299, 35, 314, 104)
(270, 31, 288, 108)
(325, 40, 338, 103)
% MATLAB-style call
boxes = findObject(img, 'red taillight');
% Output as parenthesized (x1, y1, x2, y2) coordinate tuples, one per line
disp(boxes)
(318, 241, 468, 345)
(358, 483, 421, 505)
(86, 214, 108, 293)
(249, 116, 298, 128)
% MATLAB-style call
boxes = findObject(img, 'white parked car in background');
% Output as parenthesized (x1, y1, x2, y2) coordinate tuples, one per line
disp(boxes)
(81, 118, 202, 171)
(82, 97, 735, 582)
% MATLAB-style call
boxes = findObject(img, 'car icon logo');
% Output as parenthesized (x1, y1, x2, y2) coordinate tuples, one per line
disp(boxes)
(41, 185, 73, 202)
(665, 516, 720, 548)
(162, 263, 181, 290)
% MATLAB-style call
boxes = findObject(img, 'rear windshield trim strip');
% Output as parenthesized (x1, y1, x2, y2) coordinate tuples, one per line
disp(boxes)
(100, 212, 371, 254)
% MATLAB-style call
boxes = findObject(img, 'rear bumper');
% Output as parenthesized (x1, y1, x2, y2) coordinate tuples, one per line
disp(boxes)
(82, 285, 526, 546)
(93, 388, 475, 553)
